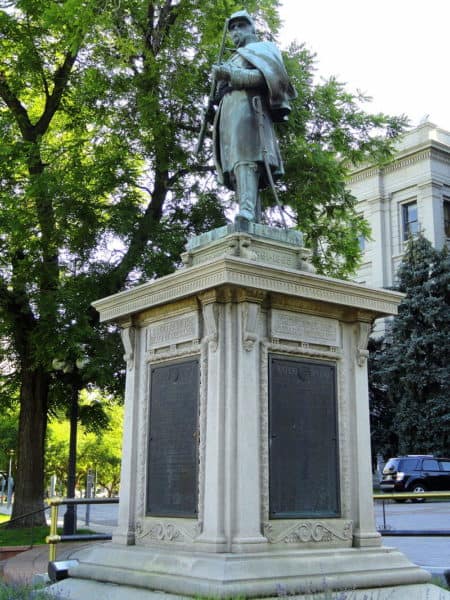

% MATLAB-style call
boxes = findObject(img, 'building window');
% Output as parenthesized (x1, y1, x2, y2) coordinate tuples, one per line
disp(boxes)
(358, 235, 365, 251)
(402, 201, 419, 240)
(444, 199, 450, 238)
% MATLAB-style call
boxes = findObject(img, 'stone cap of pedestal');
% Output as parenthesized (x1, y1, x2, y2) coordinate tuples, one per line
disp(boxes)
(92, 256, 404, 324)
(181, 224, 312, 272)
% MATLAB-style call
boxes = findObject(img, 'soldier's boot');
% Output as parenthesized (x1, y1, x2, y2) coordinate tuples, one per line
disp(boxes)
(234, 162, 260, 223)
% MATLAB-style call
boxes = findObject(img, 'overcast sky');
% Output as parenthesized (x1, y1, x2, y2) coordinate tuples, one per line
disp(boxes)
(278, 0, 450, 132)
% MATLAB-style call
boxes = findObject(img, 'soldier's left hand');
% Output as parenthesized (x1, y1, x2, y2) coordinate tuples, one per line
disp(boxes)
(212, 63, 232, 81)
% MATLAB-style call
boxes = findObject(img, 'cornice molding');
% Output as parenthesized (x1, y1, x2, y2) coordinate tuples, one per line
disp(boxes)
(92, 257, 403, 324)
(349, 141, 450, 184)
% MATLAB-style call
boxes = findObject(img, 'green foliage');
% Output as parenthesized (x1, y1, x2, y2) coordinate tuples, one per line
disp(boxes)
(45, 399, 123, 495)
(0, 582, 52, 600)
(369, 235, 450, 457)
(0, 404, 18, 471)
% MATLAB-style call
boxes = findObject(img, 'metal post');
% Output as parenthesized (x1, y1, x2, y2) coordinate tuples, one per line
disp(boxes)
(382, 499, 386, 530)
(85, 470, 94, 527)
(48, 501, 60, 562)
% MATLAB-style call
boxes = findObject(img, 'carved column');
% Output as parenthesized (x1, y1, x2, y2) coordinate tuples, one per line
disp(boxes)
(232, 290, 268, 550)
(113, 320, 139, 545)
(350, 319, 381, 548)
(195, 290, 228, 551)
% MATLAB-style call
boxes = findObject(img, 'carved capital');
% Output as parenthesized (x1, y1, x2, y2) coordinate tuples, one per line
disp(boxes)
(242, 302, 259, 351)
(202, 302, 218, 352)
(120, 324, 136, 370)
(356, 322, 371, 367)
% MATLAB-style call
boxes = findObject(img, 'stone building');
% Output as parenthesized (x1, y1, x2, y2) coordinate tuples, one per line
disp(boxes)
(348, 122, 450, 289)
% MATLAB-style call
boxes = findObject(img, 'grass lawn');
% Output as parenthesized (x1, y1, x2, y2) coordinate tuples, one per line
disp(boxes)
(0, 524, 50, 547)
(0, 517, 94, 547)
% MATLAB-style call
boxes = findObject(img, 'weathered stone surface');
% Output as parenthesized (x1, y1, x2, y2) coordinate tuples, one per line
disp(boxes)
(74, 238, 436, 599)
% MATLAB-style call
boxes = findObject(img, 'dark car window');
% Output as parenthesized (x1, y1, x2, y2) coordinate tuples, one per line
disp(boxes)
(383, 458, 418, 473)
(422, 459, 440, 471)
(440, 461, 450, 472)
(398, 458, 419, 470)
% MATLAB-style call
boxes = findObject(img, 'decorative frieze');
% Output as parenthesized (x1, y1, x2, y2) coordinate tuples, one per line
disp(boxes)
(135, 519, 200, 543)
(270, 309, 340, 348)
(263, 520, 353, 544)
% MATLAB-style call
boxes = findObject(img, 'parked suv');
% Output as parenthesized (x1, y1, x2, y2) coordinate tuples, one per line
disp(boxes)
(381, 455, 450, 501)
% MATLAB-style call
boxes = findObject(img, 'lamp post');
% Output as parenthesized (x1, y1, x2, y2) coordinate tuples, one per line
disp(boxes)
(6, 449, 15, 510)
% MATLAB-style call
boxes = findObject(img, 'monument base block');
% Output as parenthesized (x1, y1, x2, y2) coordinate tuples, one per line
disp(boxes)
(75, 230, 448, 600)
(46, 542, 438, 599)
(48, 579, 449, 600)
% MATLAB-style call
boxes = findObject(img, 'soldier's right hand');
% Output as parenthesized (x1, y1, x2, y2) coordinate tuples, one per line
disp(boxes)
(212, 63, 232, 81)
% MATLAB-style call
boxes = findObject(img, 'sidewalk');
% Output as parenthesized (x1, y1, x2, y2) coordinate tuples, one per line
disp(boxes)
(0, 502, 111, 584)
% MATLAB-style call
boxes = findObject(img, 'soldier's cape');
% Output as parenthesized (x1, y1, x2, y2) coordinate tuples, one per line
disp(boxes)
(236, 41, 297, 121)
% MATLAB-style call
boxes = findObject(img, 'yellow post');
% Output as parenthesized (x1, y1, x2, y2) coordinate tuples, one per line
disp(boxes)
(46, 498, 61, 562)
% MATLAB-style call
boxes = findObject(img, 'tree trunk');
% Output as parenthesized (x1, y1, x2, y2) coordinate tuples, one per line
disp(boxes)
(9, 366, 49, 527)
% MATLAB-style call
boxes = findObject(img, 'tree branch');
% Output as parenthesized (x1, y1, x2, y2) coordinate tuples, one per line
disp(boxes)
(167, 164, 215, 186)
(34, 49, 79, 137)
(0, 72, 34, 140)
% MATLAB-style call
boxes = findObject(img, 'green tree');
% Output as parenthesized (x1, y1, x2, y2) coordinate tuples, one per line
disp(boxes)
(0, 0, 405, 525)
(369, 235, 450, 458)
(45, 400, 123, 497)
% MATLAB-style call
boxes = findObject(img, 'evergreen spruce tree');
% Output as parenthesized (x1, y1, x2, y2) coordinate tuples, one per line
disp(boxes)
(370, 235, 450, 458)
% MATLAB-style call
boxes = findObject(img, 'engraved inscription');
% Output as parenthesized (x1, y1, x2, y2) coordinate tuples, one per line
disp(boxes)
(255, 248, 296, 268)
(271, 310, 339, 346)
(146, 359, 199, 517)
(147, 313, 199, 350)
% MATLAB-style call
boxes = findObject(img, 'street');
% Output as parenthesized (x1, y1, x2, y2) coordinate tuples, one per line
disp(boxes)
(374, 499, 450, 578)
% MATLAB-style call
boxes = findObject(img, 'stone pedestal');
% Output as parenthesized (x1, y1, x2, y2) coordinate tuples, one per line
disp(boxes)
(49, 228, 442, 599)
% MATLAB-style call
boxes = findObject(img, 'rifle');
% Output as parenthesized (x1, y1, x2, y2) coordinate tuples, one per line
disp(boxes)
(195, 18, 229, 155)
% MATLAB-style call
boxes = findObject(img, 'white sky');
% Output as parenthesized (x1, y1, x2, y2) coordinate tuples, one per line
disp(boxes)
(278, 0, 450, 132)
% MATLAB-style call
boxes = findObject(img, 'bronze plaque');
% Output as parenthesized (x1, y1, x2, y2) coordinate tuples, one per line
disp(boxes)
(146, 359, 199, 517)
(269, 355, 340, 518)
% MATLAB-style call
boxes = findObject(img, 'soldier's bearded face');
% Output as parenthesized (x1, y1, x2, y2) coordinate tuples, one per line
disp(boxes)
(229, 20, 253, 47)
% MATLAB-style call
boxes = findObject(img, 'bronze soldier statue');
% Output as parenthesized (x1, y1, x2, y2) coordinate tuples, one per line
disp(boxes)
(210, 10, 296, 224)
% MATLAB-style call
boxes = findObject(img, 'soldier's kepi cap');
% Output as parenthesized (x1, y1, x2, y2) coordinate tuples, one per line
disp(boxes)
(228, 10, 256, 32)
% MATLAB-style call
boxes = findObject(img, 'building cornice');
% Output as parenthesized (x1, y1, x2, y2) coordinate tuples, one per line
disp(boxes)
(349, 139, 450, 184)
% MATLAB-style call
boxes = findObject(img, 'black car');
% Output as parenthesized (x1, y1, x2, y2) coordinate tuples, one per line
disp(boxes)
(380, 455, 450, 501)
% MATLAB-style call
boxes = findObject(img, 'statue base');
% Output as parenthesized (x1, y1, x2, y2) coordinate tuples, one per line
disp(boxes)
(48, 545, 437, 599)
(181, 222, 314, 272)
(47, 232, 445, 599)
